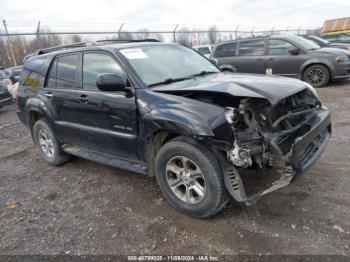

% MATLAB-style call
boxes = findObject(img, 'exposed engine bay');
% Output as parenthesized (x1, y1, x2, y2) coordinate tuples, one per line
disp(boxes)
(169, 88, 331, 204)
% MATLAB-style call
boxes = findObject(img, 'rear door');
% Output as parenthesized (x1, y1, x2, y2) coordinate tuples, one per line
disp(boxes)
(232, 39, 266, 74)
(76, 51, 139, 160)
(265, 39, 301, 77)
(44, 53, 82, 144)
(213, 42, 238, 67)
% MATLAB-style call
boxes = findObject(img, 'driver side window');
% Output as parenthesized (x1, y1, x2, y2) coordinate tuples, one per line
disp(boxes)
(82, 52, 125, 91)
(268, 40, 294, 55)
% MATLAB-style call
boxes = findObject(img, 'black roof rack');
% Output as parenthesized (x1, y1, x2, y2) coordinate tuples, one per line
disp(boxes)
(23, 39, 161, 61)
(36, 41, 96, 55)
(96, 38, 160, 43)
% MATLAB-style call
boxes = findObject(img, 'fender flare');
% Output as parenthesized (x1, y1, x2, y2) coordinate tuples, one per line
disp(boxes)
(24, 97, 56, 138)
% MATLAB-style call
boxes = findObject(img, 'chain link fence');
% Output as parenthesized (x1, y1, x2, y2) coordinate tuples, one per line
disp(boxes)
(0, 21, 321, 67)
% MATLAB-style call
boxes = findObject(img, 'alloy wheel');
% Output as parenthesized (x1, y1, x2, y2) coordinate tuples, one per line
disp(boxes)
(165, 156, 207, 204)
(306, 68, 325, 85)
(38, 128, 55, 158)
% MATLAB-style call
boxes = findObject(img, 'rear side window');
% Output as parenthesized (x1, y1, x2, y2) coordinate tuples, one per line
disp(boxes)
(46, 54, 79, 88)
(82, 52, 124, 91)
(239, 40, 265, 56)
(214, 43, 236, 57)
(46, 60, 57, 88)
(56, 54, 79, 88)
(268, 40, 294, 55)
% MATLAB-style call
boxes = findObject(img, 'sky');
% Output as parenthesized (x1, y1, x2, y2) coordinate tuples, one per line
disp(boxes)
(1, 0, 350, 32)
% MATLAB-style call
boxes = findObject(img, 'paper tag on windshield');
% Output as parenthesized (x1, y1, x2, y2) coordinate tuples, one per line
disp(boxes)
(120, 48, 148, 59)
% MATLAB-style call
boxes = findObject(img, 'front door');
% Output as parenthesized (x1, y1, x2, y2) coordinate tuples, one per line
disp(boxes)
(264, 39, 301, 78)
(75, 51, 139, 160)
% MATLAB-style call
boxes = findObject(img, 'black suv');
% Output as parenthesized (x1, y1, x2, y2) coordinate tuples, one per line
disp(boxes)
(211, 35, 350, 87)
(17, 40, 331, 218)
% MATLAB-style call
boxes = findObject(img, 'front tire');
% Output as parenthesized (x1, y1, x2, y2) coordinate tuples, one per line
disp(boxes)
(33, 119, 70, 166)
(155, 137, 229, 218)
(302, 64, 330, 88)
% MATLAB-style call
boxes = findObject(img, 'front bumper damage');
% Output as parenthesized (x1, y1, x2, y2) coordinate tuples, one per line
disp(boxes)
(223, 105, 331, 205)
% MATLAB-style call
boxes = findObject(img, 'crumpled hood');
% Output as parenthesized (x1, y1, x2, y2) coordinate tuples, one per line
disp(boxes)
(152, 73, 310, 105)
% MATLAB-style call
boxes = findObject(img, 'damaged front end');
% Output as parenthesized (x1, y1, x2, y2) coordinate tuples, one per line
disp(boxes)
(222, 89, 331, 205)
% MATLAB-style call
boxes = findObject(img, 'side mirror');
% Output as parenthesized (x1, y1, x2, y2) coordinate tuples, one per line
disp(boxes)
(288, 47, 300, 55)
(219, 64, 237, 73)
(96, 73, 127, 92)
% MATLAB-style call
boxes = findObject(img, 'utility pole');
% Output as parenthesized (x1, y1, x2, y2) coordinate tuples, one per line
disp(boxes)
(36, 21, 41, 49)
(173, 24, 179, 43)
(2, 20, 17, 66)
(118, 23, 124, 39)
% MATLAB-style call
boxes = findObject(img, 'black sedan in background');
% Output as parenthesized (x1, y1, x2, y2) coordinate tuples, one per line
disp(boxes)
(211, 35, 350, 87)
(304, 35, 350, 51)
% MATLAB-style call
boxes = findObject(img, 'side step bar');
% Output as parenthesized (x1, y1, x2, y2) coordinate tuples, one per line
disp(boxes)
(62, 144, 148, 175)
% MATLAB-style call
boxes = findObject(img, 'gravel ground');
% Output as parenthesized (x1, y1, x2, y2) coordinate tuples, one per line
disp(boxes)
(0, 81, 350, 257)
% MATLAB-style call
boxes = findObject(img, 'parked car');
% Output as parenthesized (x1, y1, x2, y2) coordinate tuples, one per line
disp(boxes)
(322, 33, 350, 44)
(8, 66, 23, 84)
(17, 40, 331, 218)
(304, 35, 350, 50)
(193, 45, 213, 58)
(211, 35, 350, 87)
(0, 66, 11, 80)
(0, 81, 14, 109)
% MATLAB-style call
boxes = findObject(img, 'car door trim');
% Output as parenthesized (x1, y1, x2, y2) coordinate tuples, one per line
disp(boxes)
(55, 121, 136, 139)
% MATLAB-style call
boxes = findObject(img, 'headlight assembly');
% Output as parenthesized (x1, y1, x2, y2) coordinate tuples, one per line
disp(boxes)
(335, 55, 348, 63)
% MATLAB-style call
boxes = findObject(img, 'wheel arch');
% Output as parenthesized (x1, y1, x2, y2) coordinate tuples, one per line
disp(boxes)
(24, 98, 56, 141)
(301, 61, 333, 79)
(146, 130, 230, 178)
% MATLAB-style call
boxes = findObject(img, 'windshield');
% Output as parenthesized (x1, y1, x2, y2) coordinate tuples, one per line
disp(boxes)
(289, 35, 321, 50)
(120, 45, 219, 86)
(310, 35, 330, 45)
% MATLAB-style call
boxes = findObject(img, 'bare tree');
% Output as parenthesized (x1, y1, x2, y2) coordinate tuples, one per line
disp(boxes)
(119, 31, 134, 40)
(207, 25, 218, 44)
(176, 27, 194, 47)
(0, 37, 11, 67)
(134, 28, 150, 40)
(71, 35, 83, 43)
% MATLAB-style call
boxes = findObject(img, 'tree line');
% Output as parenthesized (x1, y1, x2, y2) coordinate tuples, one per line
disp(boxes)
(1, 25, 222, 67)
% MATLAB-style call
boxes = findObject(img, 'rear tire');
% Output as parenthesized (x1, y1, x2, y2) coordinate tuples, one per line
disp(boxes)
(33, 119, 70, 166)
(155, 137, 229, 218)
(302, 64, 330, 88)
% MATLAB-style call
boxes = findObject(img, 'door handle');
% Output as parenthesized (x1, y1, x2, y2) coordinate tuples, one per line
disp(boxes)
(78, 94, 88, 103)
(44, 92, 53, 98)
(256, 58, 265, 62)
(267, 58, 274, 61)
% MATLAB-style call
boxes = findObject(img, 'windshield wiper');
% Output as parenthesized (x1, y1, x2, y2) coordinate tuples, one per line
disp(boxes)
(148, 76, 193, 87)
(189, 70, 219, 77)
(148, 71, 218, 87)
